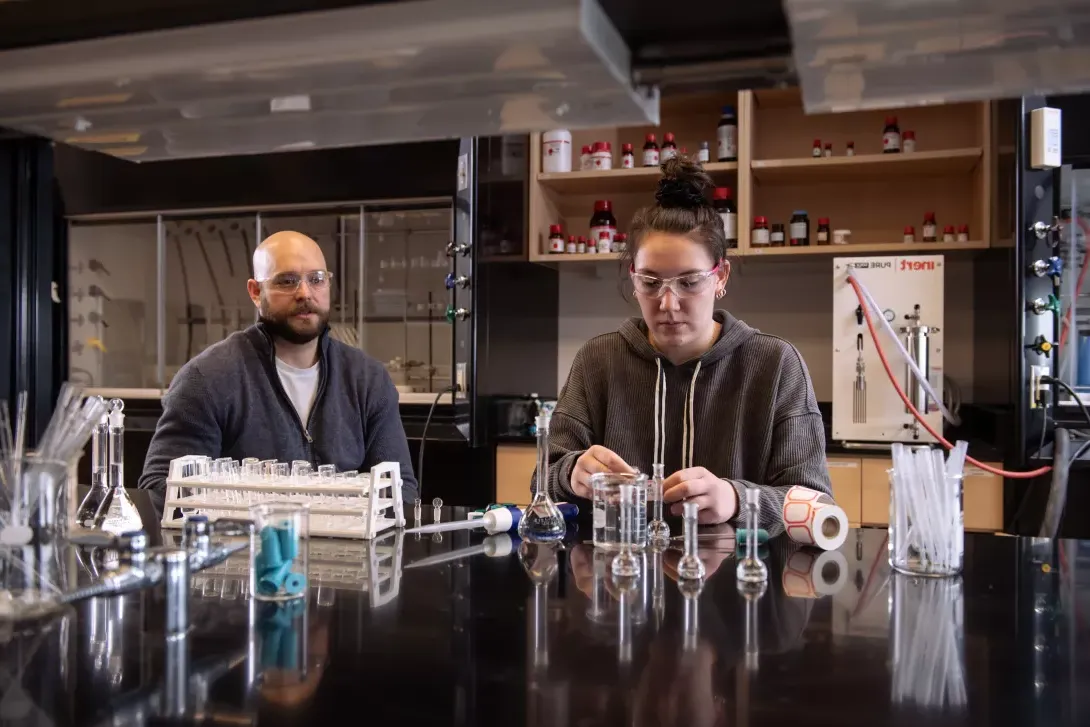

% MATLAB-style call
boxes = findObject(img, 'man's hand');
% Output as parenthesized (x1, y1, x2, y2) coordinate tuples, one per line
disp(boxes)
(662, 467, 738, 524)
(570, 445, 635, 498)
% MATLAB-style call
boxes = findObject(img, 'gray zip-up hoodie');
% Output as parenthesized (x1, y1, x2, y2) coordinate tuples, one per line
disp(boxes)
(536, 309, 832, 531)
(138, 323, 418, 512)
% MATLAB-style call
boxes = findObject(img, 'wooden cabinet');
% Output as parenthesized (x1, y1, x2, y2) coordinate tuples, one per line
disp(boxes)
(826, 455, 862, 527)
(495, 444, 536, 506)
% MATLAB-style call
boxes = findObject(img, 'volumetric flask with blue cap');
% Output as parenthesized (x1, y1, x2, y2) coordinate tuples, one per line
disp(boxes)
(249, 501, 309, 602)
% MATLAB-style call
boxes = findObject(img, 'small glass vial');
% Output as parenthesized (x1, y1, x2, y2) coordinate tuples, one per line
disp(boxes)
(883, 115, 901, 153)
(816, 217, 830, 245)
(565, 235, 577, 254)
(957, 224, 970, 242)
(661, 132, 678, 162)
(712, 187, 737, 249)
(770, 223, 785, 247)
(591, 141, 612, 170)
(576, 236, 587, 254)
(846, 141, 855, 157)
(548, 224, 565, 254)
(642, 134, 660, 167)
(614, 232, 628, 253)
(789, 210, 810, 246)
(942, 225, 956, 243)
(621, 143, 635, 169)
(736, 487, 768, 584)
(597, 230, 612, 254)
(823, 142, 832, 158)
(903, 226, 916, 244)
(676, 501, 706, 580)
(751, 216, 770, 247)
(697, 141, 710, 164)
(922, 212, 937, 242)
(903, 130, 916, 153)
(580, 144, 592, 171)
(812, 139, 822, 158)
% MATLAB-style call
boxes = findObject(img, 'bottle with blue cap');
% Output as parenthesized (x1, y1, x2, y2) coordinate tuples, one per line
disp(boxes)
(789, 210, 810, 247)
(717, 105, 737, 162)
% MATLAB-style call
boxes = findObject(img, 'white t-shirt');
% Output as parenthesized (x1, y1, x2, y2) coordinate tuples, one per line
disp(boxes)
(275, 357, 320, 426)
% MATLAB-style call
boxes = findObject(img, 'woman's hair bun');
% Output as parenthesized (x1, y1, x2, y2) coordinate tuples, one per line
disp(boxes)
(654, 156, 713, 210)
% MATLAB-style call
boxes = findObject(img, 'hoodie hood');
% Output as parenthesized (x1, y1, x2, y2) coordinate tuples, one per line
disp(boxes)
(618, 308, 757, 367)
(617, 309, 758, 473)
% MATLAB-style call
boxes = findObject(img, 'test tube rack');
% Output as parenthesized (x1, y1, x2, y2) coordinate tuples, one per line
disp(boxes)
(162, 457, 406, 540)
(182, 530, 404, 608)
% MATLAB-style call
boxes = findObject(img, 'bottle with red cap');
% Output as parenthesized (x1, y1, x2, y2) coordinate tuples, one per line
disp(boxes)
(712, 188, 737, 248)
(816, 217, 830, 245)
(942, 225, 956, 243)
(812, 139, 822, 158)
(846, 141, 855, 157)
(903, 130, 916, 153)
(597, 230, 612, 254)
(922, 212, 937, 242)
(576, 236, 587, 254)
(589, 200, 617, 250)
(882, 116, 901, 153)
(580, 145, 592, 171)
(614, 232, 628, 253)
(565, 235, 577, 254)
(548, 224, 565, 254)
(823, 143, 832, 158)
(621, 143, 635, 169)
(957, 224, 969, 242)
(752, 217, 770, 247)
(643, 134, 660, 167)
(591, 141, 612, 170)
(903, 226, 915, 244)
(661, 132, 678, 162)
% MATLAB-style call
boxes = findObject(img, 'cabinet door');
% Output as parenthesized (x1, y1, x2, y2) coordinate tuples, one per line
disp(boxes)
(495, 444, 537, 506)
(826, 456, 862, 527)
(963, 463, 1004, 532)
(860, 457, 893, 526)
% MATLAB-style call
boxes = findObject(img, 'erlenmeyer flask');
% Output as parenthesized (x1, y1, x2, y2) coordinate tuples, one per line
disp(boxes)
(517, 414, 565, 542)
(76, 414, 110, 528)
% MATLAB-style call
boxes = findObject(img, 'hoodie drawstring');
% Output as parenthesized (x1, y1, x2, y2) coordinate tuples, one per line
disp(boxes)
(654, 358, 703, 470)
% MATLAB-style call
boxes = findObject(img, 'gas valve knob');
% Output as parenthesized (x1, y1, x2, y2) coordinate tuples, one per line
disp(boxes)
(1027, 294, 1061, 315)
(445, 305, 471, 323)
(1029, 257, 1064, 285)
(444, 273, 470, 290)
(446, 241, 471, 257)
(1026, 335, 1055, 356)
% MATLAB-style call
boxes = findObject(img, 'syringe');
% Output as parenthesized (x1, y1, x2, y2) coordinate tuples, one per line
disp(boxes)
(404, 503, 578, 536)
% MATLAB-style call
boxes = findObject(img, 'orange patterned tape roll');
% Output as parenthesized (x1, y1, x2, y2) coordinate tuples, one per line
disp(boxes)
(782, 485, 849, 551)
(782, 549, 849, 598)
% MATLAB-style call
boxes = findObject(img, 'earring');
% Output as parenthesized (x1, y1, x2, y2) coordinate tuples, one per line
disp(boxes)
(715, 288, 726, 300)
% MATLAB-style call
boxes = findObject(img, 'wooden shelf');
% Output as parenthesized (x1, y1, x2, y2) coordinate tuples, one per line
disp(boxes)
(751, 148, 982, 184)
(533, 252, 623, 262)
(538, 161, 738, 195)
(743, 240, 989, 257)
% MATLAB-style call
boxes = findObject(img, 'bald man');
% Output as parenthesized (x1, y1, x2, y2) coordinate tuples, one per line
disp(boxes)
(138, 231, 418, 512)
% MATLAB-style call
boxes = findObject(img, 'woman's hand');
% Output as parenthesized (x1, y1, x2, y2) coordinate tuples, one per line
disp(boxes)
(662, 467, 738, 524)
(570, 445, 635, 498)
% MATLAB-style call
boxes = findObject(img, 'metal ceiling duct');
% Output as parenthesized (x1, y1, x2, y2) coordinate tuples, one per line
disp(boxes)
(0, 0, 657, 161)
(786, 0, 1090, 112)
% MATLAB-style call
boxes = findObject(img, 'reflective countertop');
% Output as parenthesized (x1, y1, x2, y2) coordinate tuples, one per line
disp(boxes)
(5, 511, 1090, 726)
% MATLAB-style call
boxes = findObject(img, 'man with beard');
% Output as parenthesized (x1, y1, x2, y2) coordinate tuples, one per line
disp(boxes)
(138, 231, 418, 513)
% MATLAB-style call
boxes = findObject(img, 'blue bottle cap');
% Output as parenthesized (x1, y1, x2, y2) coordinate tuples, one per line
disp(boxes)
(793, 210, 807, 216)
(721, 105, 735, 115)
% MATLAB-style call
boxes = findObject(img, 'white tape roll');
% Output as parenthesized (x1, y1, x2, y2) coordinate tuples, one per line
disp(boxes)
(782, 549, 849, 598)
(782, 485, 849, 551)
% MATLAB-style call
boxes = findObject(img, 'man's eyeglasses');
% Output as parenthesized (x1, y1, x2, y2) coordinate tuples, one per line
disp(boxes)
(629, 265, 719, 299)
(263, 270, 333, 293)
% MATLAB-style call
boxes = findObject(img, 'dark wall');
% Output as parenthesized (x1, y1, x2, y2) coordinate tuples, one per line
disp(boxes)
(54, 139, 459, 215)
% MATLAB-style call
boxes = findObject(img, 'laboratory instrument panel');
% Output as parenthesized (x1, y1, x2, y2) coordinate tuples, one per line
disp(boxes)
(831, 254, 945, 444)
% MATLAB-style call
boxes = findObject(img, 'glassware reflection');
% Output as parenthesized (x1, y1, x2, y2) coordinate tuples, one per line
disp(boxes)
(890, 574, 966, 710)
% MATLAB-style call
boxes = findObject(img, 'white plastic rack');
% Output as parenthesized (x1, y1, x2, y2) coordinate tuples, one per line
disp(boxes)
(162, 457, 405, 540)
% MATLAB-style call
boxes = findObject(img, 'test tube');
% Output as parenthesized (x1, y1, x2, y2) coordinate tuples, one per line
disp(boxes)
(291, 461, 311, 481)
(317, 464, 336, 481)
(736, 487, 769, 584)
(676, 501, 706, 580)
(241, 458, 261, 481)
(260, 460, 277, 481)
(272, 463, 289, 482)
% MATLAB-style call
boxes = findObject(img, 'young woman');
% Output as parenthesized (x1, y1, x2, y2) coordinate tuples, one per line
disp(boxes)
(537, 157, 832, 529)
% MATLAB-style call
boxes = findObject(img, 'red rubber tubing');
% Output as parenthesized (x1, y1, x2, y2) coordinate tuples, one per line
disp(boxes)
(848, 276, 1052, 479)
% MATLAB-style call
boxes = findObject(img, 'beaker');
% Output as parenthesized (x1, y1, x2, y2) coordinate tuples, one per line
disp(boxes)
(590, 472, 647, 551)
(249, 502, 309, 602)
(888, 462, 963, 577)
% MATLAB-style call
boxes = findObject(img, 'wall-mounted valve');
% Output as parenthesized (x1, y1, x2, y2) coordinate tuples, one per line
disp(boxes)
(1029, 256, 1064, 287)
(1025, 335, 1054, 356)
(444, 273, 470, 290)
(446, 241, 471, 257)
(1027, 294, 1061, 315)
(445, 306, 471, 323)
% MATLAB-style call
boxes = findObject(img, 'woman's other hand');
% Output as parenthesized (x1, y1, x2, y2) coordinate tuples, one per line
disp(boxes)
(571, 445, 635, 498)
(662, 467, 738, 524)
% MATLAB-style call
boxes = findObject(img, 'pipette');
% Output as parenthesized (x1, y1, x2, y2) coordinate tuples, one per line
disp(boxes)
(405, 503, 578, 536)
